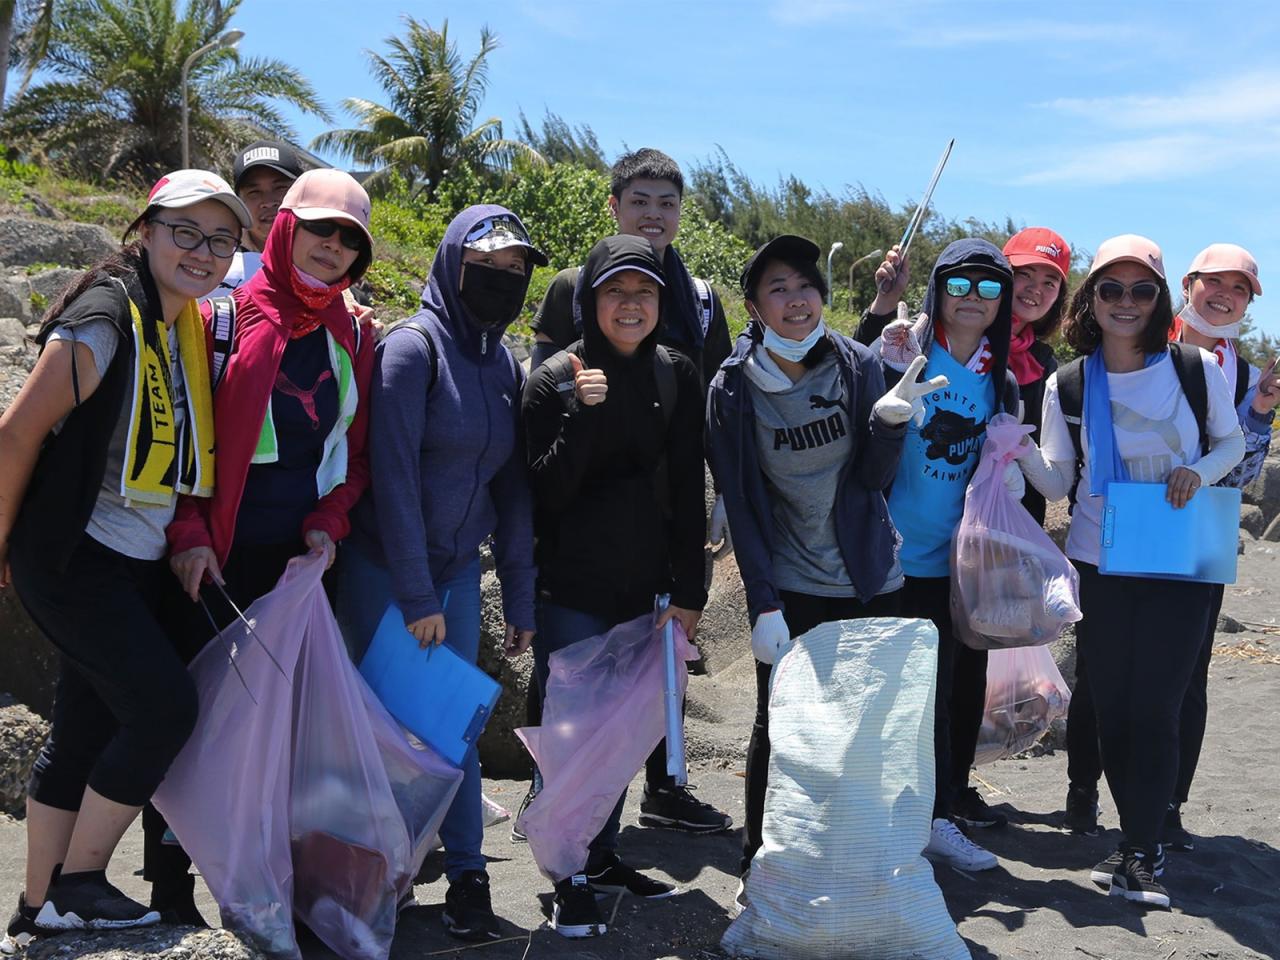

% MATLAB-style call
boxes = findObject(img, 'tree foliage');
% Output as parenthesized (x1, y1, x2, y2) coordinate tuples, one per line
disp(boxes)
(515, 109, 607, 172)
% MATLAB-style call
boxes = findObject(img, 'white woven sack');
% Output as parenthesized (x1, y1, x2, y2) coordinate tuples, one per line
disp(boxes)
(721, 616, 969, 960)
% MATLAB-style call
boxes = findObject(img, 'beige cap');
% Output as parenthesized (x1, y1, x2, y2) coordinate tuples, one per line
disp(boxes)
(279, 169, 372, 247)
(1089, 234, 1165, 280)
(1185, 243, 1262, 296)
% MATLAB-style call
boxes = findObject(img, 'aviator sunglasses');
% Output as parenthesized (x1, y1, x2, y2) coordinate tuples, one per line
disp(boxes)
(944, 276, 1004, 300)
(298, 218, 366, 251)
(1095, 278, 1161, 305)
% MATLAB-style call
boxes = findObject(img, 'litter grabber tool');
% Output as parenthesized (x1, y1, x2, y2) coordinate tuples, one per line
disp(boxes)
(880, 137, 955, 291)
(206, 579, 290, 681)
(656, 594, 688, 786)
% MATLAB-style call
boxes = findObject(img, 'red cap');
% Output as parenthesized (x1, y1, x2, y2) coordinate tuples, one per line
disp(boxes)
(1003, 227, 1071, 280)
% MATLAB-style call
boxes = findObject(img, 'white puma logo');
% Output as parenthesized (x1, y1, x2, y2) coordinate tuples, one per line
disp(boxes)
(1110, 400, 1185, 456)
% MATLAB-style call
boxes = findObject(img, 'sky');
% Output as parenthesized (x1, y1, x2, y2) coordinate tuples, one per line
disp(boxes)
(14, 0, 1280, 336)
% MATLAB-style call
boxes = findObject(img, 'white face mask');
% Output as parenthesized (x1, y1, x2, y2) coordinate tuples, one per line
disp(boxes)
(1179, 301, 1243, 341)
(760, 318, 826, 362)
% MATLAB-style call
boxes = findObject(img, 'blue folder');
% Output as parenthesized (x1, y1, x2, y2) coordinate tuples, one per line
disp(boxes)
(359, 603, 501, 767)
(1099, 482, 1241, 584)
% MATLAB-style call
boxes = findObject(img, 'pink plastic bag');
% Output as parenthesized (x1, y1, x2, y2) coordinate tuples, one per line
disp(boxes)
(514, 612, 697, 882)
(153, 554, 462, 960)
(974, 645, 1071, 765)
(951, 413, 1082, 650)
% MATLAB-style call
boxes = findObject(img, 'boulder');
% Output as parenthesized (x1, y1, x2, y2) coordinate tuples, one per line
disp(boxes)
(1243, 456, 1280, 524)
(0, 281, 26, 322)
(26, 927, 268, 960)
(0, 216, 116, 269)
(1263, 513, 1280, 543)
(0, 700, 48, 816)
(476, 567, 535, 779)
(0, 587, 58, 717)
(0, 316, 28, 347)
(1240, 503, 1267, 538)
(1217, 613, 1246, 634)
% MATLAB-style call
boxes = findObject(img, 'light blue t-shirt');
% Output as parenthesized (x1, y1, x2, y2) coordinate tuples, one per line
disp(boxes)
(888, 343, 996, 578)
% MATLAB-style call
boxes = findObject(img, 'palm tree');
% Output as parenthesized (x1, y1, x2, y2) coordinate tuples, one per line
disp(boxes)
(0, 0, 54, 113)
(313, 16, 542, 200)
(0, 0, 329, 182)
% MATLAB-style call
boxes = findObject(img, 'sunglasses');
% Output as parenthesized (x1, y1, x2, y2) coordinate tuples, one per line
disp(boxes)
(298, 218, 365, 251)
(1095, 279, 1161, 305)
(944, 276, 1004, 300)
(150, 219, 239, 259)
(465, 215, 532, 246)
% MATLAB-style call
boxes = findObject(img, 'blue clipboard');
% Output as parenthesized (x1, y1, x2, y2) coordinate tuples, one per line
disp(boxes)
(359, 603, 501, 767)
(1099, 481, 1241, 584)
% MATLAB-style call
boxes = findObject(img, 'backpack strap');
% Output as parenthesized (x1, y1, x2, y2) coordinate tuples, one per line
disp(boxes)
(1235, 352, 1251, 408)
(691, 278, 714, 338)
(209, 296, 237, 392)
(1168, 341, 1210, 457)
(653, 344, 677, 427)
(381, 319, 438, 393)
(1056, 357, 1086, 507)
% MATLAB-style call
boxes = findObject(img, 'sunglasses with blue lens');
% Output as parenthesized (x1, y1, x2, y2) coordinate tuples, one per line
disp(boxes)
(944, 276, 1005, 300)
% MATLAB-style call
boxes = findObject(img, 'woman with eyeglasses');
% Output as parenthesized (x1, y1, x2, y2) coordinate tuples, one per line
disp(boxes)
(1014, 236, 1244, 908)
(336, 205, 541, 943)
(0, 171, 248, 944)
(155, 168, 377, 923)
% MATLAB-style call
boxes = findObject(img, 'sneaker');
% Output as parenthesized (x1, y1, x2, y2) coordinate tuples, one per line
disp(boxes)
(586, 855, 677, 899)
(731, 872, 750, 919)
(2, 894, 39, 955)
(924, 818, 998, 871)
(952, 786, 1008, 829)
(1063, 784, 1101, 836)
(35, 868, 161, 931)
(149, 871, 209, 928)
(1162, 802, 1194, 852)
(638, 783, 733, 834)
(510, 785, 536, 844)
(442, 871, 500, 942)
(1109, 847, 1171, 908)
(551, 874, 605, 938)
(1090, 845, 1165, 887)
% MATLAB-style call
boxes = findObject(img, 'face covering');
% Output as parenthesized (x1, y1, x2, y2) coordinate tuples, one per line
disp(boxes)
(1178, 301, 1243, 341)
(761, 317, 826, 362)
(459, 262, 530, 329)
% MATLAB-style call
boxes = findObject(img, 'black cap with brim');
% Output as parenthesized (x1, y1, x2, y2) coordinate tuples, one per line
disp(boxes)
(233, 140, 307, 190)
(740, 235, 822, 296)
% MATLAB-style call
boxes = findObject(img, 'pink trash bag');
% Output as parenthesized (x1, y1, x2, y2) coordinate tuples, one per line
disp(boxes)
(974, 645, 1071, 765)
(951, 412, 1082, 650)
(153, 553, 462, 960)
(514, 612, 698, 882)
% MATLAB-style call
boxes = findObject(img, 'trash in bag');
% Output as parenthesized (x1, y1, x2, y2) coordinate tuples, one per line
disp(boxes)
(951, 412, 1082, 649)
(514, 612, 698, 882)
(722, 617, 969, 960)
(153, 553, 463, 960)
(974, 645, 1071, 766)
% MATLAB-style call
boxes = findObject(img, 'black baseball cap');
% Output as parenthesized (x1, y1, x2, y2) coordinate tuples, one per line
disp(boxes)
(740, 235, 822, 296)
(232, 140, 308, 190)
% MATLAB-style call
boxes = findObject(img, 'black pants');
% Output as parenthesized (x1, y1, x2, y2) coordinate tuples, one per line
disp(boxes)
(1072, 563, 1210, 851)
(741, 589, 901, 874)
(1068, 580, 1224, 808)
(899, 575, 988, 822)
(11, 535, 198, 810)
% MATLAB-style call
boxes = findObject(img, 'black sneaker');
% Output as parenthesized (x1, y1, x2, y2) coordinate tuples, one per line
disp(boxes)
(1064, 784, 1101, 836)
(552, 874, 605, 938)
(35, 868, 160, 931)
(1090, 844, 1165, 887)
(952, 786, 1008, 829)
(1109, 847, 1171, 908)
(442, 871, 500, 942)
(586, 855, 678, 899)
(2, 894, 39, 955)
(510, 785, 537, 844)
(1162, 802, 1195, 851)
(638, 783, 732, 834)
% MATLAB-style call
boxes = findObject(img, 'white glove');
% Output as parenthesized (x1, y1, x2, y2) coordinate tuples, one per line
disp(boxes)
(872, 354, 951, 427)
(879, 303, 927, 371)
(708, 494, 732, 555)
(751, 610, 791, 665)
(1002, 461, 1026, 500)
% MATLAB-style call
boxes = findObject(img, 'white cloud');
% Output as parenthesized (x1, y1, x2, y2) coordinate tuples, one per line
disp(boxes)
(1041, 70, 1280, 128)
(902, 20, 1134, 48)
(1014, 131, 1280, 186)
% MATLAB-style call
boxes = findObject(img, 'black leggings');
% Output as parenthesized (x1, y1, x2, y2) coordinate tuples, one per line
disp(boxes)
(1071, 563, 1210, 851)
(741, 589, 901, 874)
(11, 535, 198, 810)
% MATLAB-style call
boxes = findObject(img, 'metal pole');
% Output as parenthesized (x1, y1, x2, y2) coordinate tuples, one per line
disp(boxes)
(847, 249, 884, 311)
(826, 241, 844, 307)
(181, 30, 243, 168)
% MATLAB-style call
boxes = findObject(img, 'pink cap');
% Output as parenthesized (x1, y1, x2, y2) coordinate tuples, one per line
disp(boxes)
(1089, 234, 1165, 280)
(280, 169, 373, 247)
(147, 169, 250, 229)
(1003, 227, 1071, 280)
(1185, 243, 1262, 296)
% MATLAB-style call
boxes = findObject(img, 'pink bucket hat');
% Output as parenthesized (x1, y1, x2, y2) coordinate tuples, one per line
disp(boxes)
(280, 169, 373, 248)
(1185, 243, 1262, 296)
(1088, 234, 1165, 281)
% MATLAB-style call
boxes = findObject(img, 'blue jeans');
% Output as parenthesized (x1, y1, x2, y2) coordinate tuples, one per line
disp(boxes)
(534, 599, 625, 870)
(335, 542, 486, 882)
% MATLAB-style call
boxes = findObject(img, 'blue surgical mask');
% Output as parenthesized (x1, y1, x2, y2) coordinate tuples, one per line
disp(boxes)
(761, 318, 826, 362)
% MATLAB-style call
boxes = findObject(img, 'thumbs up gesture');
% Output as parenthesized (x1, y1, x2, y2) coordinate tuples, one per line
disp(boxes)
(872, 354, 950, 427)
(570, 353, 609, 406)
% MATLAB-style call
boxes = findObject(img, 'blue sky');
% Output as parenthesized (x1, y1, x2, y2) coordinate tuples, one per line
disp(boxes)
(15, 0, 1280, 336)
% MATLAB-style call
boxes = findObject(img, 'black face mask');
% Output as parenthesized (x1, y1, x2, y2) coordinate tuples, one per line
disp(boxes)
(459, 262, 530, 329)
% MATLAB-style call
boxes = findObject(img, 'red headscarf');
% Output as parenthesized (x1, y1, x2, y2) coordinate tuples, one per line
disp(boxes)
(243, 208, 352, 339)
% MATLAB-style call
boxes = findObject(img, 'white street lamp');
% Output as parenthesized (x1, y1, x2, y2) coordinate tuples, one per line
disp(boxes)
(848, 248, 884, 310)
(182, 29, 244, 168)
(826, 241, 844, 307)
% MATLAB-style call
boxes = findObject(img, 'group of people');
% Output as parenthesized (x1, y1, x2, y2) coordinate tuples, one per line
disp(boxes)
(0, 139, 1273, 956)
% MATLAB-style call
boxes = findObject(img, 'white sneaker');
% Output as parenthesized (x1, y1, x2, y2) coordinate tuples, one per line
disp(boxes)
(924, 817, 998, 871)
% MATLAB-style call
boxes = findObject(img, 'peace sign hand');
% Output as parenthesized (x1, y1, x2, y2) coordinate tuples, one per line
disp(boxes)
(872, 354, 950, 427)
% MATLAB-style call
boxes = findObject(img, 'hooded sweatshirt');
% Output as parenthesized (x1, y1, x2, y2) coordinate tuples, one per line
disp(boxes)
(349, 204, 536, 629)
(883, 238, 1021, 578)
(521, 235, 708, 622)
(167, 209, 374, 567)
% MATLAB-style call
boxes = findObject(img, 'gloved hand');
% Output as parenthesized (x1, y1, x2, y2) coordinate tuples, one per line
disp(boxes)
(879, 303, 926, 371)
(872, 354, 951, 427)
(1002, 461, 1026, 500)
(708, 494, 732, 555)
(751, 609, 791, 665)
